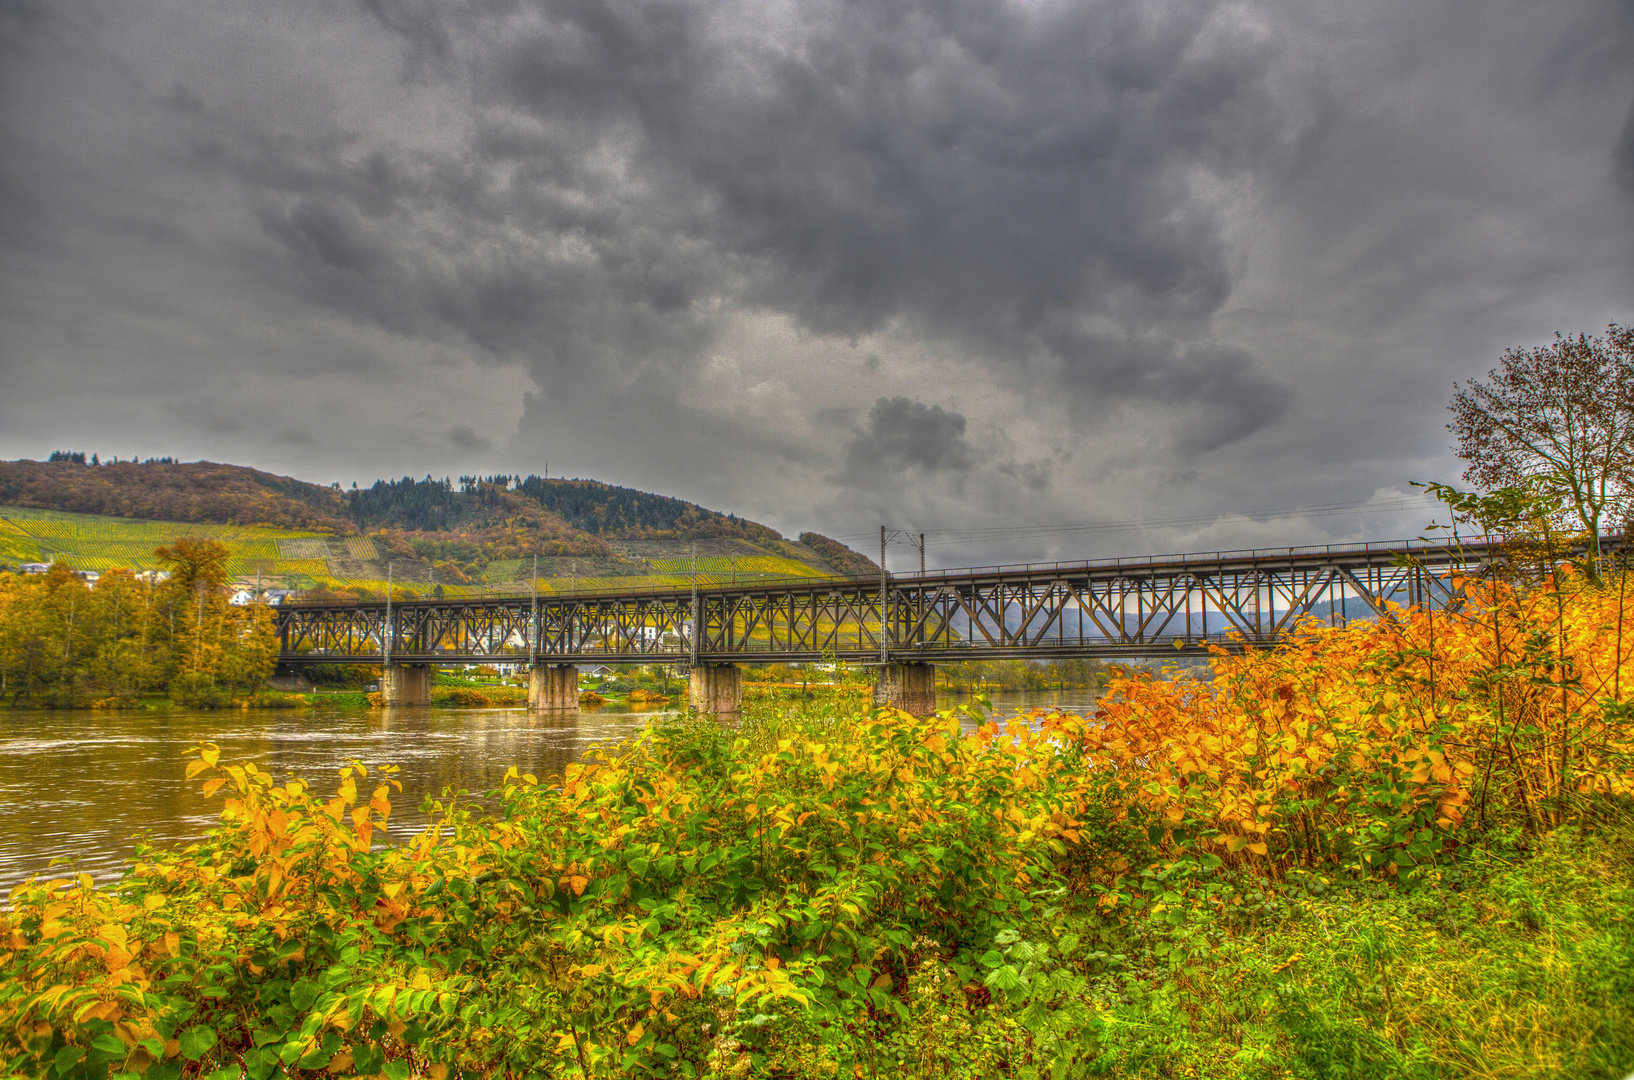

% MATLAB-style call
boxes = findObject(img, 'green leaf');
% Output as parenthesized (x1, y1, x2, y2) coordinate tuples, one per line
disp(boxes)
(204, 1067, 244, 1080)
(179, 1025, 217, 1062)
(382, 1061, 411, 1080)
(90, 1033, 129, 1059)
(352, 1043, 386, 1074)
(243, 1046, 280, 1080)
(288, 980, 321, 1011)
(54, 1046, 86, 1074)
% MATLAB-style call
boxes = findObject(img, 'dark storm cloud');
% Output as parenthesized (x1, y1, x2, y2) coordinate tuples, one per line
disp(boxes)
(1045, 332, 1293, 453)
(842, 397, 974, 480)
(275, 427, 315, 446)
(1617, 97, 1634, 192)
(445, 425, 492, 452)
(218, 0, 1302, 443)
(2, 0, 1632, 554)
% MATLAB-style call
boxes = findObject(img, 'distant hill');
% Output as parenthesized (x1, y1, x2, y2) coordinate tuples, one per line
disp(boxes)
(0, 458, 351, 533)
(0, 456, 866, 595)
(799, 532, 879, 576)
(346, 473, 780, 542)
(514, 476, 781, 542)
(0, 458, 788, 541)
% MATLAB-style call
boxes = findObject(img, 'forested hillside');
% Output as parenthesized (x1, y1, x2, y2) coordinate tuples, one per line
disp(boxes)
(0, 458, 789, 543)
(346, 473, 778, 541)
(0, 458, 863, 593)
(799, 532, 878, 575)
(516, 476, 780, 541)
(0, 458, 350, 532)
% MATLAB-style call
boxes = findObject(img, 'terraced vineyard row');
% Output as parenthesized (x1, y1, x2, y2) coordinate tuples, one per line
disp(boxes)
(644, 554, 831, 577)
(0, 508, 330, 576)
(1, 506, 847, 597)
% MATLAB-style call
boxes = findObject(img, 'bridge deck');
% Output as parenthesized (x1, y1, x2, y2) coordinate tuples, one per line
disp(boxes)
(276, 536, 1551, 666)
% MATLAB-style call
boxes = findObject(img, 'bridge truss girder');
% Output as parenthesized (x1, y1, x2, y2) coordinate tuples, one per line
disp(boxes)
(275, 537, 1535, 666)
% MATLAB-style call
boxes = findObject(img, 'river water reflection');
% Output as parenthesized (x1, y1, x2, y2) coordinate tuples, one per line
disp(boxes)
(0, 688, 1102, 894)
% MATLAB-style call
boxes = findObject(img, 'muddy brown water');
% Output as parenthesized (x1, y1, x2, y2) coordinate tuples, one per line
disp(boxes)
(0, 689, 1103, 894)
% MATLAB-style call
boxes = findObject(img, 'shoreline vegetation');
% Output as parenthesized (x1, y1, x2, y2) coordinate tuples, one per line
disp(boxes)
(3, 559, 1632, 1078)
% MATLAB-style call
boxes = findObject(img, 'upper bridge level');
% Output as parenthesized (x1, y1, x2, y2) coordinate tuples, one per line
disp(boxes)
(275, 535, 1523, 669)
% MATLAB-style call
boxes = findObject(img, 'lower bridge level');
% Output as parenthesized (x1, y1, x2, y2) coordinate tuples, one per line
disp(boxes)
(374, 659, 935, 717)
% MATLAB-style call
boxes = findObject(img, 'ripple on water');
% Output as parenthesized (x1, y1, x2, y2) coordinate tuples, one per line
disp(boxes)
(1, 691, 1098, 892)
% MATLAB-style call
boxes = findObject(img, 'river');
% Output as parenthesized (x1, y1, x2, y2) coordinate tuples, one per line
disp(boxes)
(0, 688, 1103, 894)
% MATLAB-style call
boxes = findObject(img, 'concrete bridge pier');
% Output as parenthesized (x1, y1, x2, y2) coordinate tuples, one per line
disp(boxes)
(529, 664, 580, 713)
(688, 663, 742, 717)
(381, 664, 433, 706)
(873, 662, 936, 716)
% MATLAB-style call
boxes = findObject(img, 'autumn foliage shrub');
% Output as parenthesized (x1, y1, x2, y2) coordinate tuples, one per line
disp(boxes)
(0, 706, 1098, 1077)
(1084, 567, 1634, 891)
(3, 566, 1633, 1077)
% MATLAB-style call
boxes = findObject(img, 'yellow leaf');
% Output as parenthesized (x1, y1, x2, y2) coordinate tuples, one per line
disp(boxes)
(1271, 952, 1304, 974)
(569, 875, 589, 897)
(200, 778, 226, 798)
(626, 1023, 644, 1046)
(1247, 842, 1268, 856)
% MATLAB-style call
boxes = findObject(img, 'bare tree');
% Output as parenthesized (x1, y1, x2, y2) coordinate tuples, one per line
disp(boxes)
(1449, 324, 1634, 574)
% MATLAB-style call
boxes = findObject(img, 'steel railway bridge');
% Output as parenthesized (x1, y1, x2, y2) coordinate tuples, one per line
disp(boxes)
(274, 536, 1518, 713)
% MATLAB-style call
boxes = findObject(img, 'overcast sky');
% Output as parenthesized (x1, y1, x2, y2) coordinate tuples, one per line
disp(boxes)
(2, 0, 1631, 566)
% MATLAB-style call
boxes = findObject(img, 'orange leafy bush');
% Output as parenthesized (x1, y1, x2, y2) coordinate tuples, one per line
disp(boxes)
(1082, 567, 1634, 881)
(4, 566, 1633, 1076)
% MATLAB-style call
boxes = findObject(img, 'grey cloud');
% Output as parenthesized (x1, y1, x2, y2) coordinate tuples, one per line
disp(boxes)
(841, 396, 973, 480)
(159, 82, 205, 115)
(445, 424, 492, 452)
(162, 401, 245, 435)
(996, 459, 1053, 493)
(1047, 332, 1293, 453)
(3, 0, 1632, 557)
(1617, 97, 1634, 192)
(239, 0, 1303, 448)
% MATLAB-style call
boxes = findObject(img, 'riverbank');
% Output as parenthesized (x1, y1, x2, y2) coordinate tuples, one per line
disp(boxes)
(71, 680, 1082, 712)
(7, 565, 1631, 1076)
(2, 698, 1628, 1078)
(0, 686, 1099, 894)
